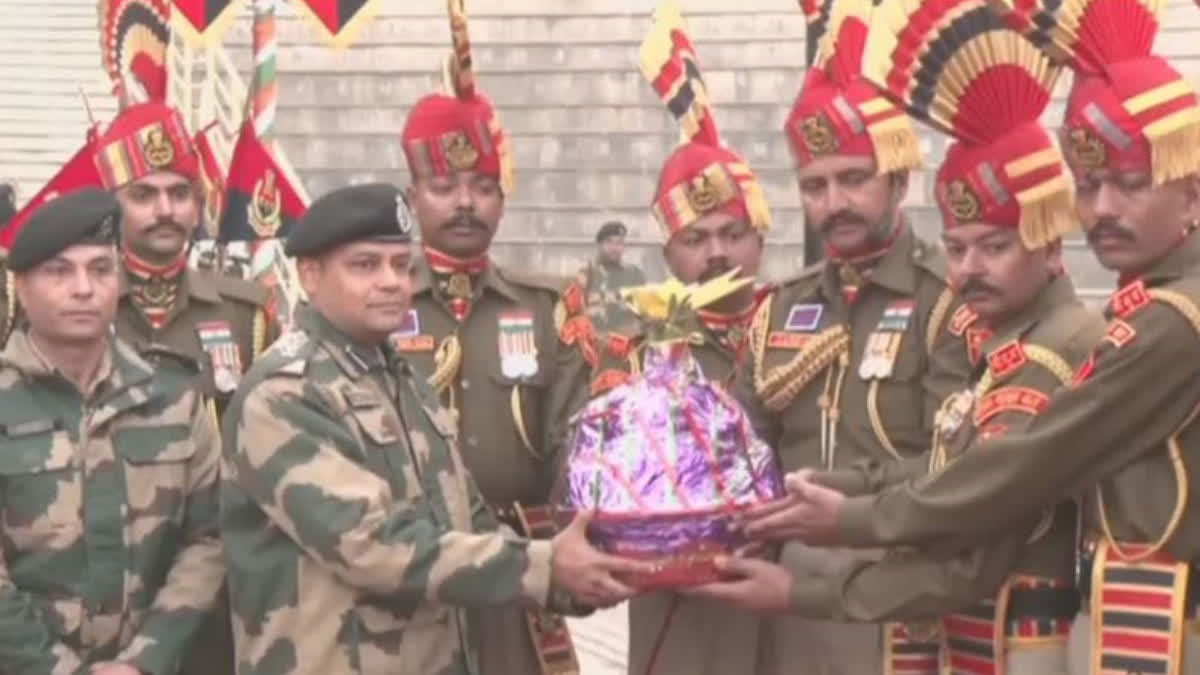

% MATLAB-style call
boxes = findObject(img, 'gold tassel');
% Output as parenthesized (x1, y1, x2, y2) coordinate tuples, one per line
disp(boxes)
(868, 119, 923, 174)
(1143, 107, 1200, 186)
(740, 177, 773, 233)
(429, 334, 463, 397)
(1016, 175, 1078, 250)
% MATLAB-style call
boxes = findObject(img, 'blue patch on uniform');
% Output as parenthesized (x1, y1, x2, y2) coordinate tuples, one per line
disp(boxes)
(395, 309, 420, 337)
(785, 304, 824, 332)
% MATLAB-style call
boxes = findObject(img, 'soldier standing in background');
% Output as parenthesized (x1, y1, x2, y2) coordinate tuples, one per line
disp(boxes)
(91, 100, 281, 675)
(393, 2, 582, 672)
(577, 220, 645, 332)
(220, 182, 648, 675)
(738, 0, 974, 672)
(0, 188, 223, 675)
(554, 6, 773, 673)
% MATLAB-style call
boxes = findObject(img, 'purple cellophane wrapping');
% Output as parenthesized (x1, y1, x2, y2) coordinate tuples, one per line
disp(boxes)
(560, 341, 784, 589)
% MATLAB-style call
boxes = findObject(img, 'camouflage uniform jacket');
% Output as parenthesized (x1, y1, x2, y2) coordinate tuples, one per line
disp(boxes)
(220, 305, 559, 675)
(0, 330, 223, 675)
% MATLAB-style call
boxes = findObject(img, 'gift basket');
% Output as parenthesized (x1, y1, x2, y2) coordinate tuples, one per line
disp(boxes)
(558, 270, 785, 591)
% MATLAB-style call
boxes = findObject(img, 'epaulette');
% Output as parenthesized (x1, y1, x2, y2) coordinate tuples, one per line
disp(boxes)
(213, 272, 270, 307)
(589, 329, 644, 397)
(496, 266, 570, 296)
(259, 330, 314, 378)
(976, 339, 1076, 398)
(910, 237, 949, 282)
(947, 305, 979, 337)
(774, 260, 825, 290)
(1105, 279, 1200, 350)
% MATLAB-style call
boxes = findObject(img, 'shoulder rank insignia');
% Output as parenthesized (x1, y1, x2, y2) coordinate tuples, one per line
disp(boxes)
(948, 304, 979, 336)
(606, 332, 636, 359)
(1103, 318, 1136, 349)
(986, 340, 1027, 379)
(1110, 279, 1151, 318)
(859, 300, 913, 380)
(499, 310, 539, 379)
(965, 326, 993, 366)
(196, 320, 243, 394)
(974, 386, 1050, 426)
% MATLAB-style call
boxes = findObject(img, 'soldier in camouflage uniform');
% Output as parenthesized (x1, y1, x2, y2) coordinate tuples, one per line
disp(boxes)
(220, 183, 647, 675)
(90, 101, 281, 675)
(0, 188, 223, 675)
(392, 3, 586, 672)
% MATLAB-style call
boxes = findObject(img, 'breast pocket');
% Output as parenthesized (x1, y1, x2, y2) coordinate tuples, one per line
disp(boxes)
(487, 365, 553, 461)
(862, 331, 927, 454)
(114, 424, 195, 524)
(0, 424, 79, 550)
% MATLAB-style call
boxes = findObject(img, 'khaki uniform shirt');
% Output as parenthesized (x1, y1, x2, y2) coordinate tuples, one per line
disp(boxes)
(793, 276, 1104, 620)
(836, 231, 1200, 563)
(398, 260, 568, 506)
(114, 265, 277, 413)
(220, 306, 560, 675)
(0, 331, 223, 675)
(743, 227, 973, 473)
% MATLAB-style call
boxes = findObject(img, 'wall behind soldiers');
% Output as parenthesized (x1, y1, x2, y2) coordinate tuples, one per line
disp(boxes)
(5, 0, 1200, 297)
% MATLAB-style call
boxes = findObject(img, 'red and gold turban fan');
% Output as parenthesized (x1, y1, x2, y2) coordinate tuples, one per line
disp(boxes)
(640, 2, 771, 240)
(991, 0, 1200, 185)
(401, 0, 514, 196)
(862, 0, 1075, 249)
(787, 0, 923, 174)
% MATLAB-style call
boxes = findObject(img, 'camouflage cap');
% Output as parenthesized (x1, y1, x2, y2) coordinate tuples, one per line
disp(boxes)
(284, 182, 413, 257)
(9, 187, 119, 271)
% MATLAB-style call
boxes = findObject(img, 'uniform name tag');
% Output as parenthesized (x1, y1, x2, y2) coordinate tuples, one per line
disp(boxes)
(3, 419, 57, 437)
(391, 335, 435, 352)
(767, 332, 810, 349)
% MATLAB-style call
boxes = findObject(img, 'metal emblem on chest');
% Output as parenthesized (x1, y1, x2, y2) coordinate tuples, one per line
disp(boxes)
(498, 310, 539, 379)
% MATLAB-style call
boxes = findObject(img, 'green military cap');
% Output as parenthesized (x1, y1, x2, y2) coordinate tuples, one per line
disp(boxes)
(9, 187, 119, 272)
(284, 182, 413, 257)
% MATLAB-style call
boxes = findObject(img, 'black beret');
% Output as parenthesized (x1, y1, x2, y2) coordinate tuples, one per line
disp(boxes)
(284, 182, 413, 257)
(9, 188, 119, 272)
(596, 220, 627, 242)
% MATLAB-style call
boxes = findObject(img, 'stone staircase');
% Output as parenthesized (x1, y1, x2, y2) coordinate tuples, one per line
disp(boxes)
(6, 0, 1200, 295)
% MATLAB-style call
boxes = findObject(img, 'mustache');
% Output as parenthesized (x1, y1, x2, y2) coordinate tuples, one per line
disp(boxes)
(441, 212, 489, 232)
(699, 261, 734, 283)
(149, 219, 186, 234)
(1086, 219, 1136, 244)
(819, 210, 870, 232)
(958, 278, 1001, 297)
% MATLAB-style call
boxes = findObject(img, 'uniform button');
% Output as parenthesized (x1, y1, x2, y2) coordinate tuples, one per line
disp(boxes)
(461, 378, 470, 390)
(467, 436, 479, 447)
